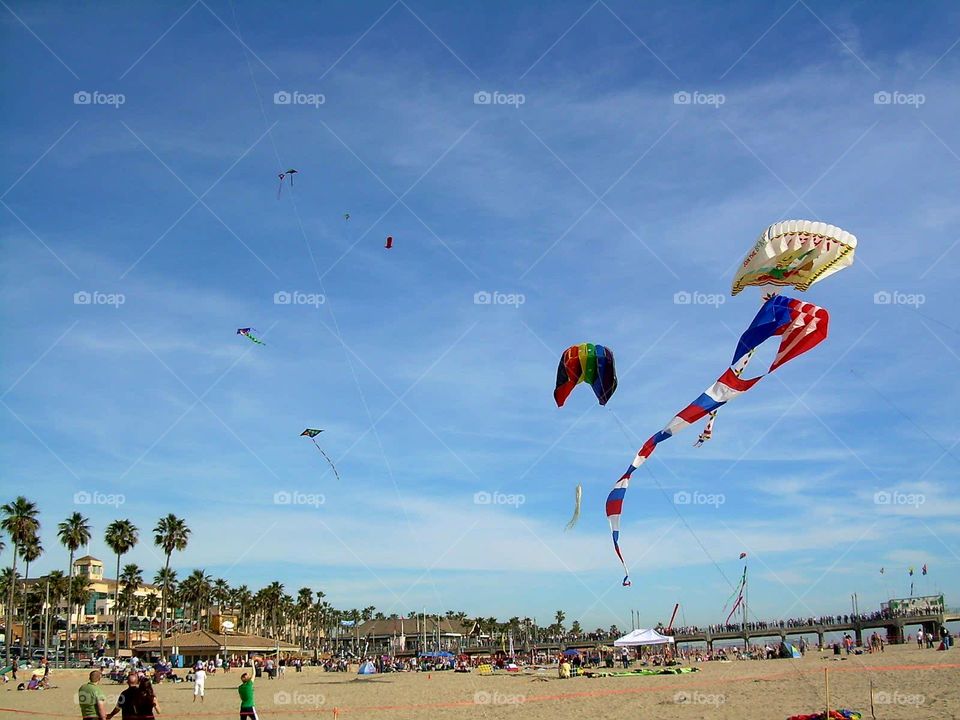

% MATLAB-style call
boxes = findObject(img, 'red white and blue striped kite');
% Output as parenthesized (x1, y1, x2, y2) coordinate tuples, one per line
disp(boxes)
(606, 295, 829, 586)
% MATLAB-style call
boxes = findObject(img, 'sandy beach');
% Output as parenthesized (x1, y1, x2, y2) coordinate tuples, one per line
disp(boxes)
(2, 646, 958, 720)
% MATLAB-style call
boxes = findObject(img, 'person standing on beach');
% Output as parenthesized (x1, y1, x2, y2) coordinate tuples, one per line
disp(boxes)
(78, 670, 107, 720)
(193, 663, 206, 703)
(239, 670, 258, 720)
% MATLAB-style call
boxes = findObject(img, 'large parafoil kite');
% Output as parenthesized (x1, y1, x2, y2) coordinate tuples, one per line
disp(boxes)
(694, 220, 857, 447)
(554, 343, 618, 407)
(731, 220, 856, 296)
(606, 294, 830, 586)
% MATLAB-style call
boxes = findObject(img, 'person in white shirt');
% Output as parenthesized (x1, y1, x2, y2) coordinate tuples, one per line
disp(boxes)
(193, 664, 207, 703)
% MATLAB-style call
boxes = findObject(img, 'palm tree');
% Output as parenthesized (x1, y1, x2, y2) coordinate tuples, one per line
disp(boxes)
(233, 585, 252, 631)
(70, 575, 92, 655)
(57, 512, 91, 663)
(19, 535, 43, 656)
(152, 567, 178, 632)
(2, 496, 41, 664)
(118, 564, 143, 651)
(104, 519, 138, 658)
(554, 610, 566, 636)
(180, 569, 212, 628)
(153, 514, 190, 659)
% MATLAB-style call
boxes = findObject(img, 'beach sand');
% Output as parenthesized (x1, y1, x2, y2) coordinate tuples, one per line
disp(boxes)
(3, 646, 958, 719)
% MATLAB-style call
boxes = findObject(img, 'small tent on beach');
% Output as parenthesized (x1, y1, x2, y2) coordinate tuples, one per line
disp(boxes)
(613, 628, 675, 647)
(358, 661, 376, 674)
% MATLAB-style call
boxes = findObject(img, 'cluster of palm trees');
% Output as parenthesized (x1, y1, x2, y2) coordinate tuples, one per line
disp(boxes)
(3, 496, 621, 665)
(1, 496, 189, 664)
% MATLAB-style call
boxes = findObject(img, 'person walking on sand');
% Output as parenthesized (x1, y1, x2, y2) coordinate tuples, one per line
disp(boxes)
(78, 670, 107, 720)
(193, 663, 206, 703)
(239, 669, 258, 720)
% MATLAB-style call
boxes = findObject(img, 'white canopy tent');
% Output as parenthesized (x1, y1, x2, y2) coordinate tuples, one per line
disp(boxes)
(613, 628, 675, 647)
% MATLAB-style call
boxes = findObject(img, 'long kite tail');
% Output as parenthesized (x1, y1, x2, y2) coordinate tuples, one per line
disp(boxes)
(312, 439, 340, 480)
(564, 483, 583, 531)
(693, 347, 756, 447)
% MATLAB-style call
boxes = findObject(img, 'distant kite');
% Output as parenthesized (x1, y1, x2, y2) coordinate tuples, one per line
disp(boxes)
(564, 483, 582, 531)
(277, 169, 298, 196)
(344, 213, 351, 221)
(301, 429, 340, 480)
(237, 328, 265, 345)
(385, 236, 393, 249)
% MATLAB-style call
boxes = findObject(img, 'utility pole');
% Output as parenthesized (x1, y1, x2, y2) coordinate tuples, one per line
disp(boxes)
(43, 578, 50, 660)
(743, 559, 749, 650)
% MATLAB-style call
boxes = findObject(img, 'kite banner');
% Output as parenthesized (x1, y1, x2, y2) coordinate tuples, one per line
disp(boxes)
(606, 295, 829, 585)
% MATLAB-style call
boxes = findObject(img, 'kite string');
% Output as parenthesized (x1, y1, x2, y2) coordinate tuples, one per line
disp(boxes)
(850, 368, 959, 462)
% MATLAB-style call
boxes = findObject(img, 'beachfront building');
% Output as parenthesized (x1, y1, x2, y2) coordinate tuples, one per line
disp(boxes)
(349, 617, 486, 655)
(134, 629, 299, 667)
(29, 555, 168, 653)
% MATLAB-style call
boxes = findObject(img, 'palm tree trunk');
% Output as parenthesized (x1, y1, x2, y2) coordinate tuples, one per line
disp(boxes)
(65, 549, 73, 665)
(159, 555, 170, 660)
(5, 548, 19, 665)
(20, 561, 30, 658)
(113, 552, 121, 659)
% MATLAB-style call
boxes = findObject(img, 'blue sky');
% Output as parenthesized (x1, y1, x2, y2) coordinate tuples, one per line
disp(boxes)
(1, 0, 958, 632)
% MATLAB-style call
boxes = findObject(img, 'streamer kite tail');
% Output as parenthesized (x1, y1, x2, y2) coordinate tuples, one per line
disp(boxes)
(300, 428, 340, 480)
(564, 484, 582, 531)
(311, 440, 341, 481)
(606, 474, 633, 586)
(605, 295, 830, 585)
